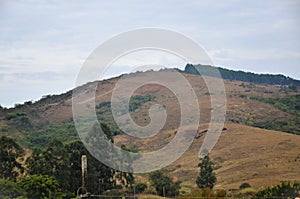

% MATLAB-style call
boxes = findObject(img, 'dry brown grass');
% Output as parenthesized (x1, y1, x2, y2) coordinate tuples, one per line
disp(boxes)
(137, 194, 172, 199)
(115, 123, 300, 190)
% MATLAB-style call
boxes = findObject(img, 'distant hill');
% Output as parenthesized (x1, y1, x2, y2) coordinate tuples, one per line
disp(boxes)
(182, 64, 300, 86)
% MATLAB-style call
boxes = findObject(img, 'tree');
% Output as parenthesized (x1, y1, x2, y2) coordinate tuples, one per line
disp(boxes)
(18, 175, 59, 199)
(0, 136, 24, 181)
(84, 122, 135, 193)
(196, 155, 216, 189)
(135, 183, 147, 194)
(65, 140, 117, 195)
(0, 179, 26, 198)
(26, 138, 71, 192)
(149, 170, 181, 197)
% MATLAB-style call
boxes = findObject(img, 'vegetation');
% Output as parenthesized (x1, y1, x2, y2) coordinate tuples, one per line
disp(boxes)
(135, 182, 148, 194)
(26, 138, 72, 192)
(18, 175, 59, 199)
(0, 122, 136, 197)
(0, 179, 26, 199)
(240, 182, 252, 189)
(0, 136, 24, 181)
(149, 170, 181, 197)
(9, 120, 79, 149)
(129, 94, 155, 112)
(196, 155, 216, 189)
(95, 94, 156, 136)
(249, 95, 300, 135)
(179, 187, 226, 199)
(184, 64, 300, 86)
(253, 181, 300, 199)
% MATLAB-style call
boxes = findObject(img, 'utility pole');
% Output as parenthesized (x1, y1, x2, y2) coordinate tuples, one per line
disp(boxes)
(82, 155, 87, 194)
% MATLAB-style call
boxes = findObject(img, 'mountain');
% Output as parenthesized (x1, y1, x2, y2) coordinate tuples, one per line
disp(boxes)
(182, 64, 300, 86)
(0, 66, 299, 190)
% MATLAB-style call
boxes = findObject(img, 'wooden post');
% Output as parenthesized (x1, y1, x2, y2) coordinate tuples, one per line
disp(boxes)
(82, 155, 87, 194)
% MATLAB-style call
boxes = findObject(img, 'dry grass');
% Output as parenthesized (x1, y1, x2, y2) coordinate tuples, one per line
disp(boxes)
(137, 194, 172, 199)
(115, 124, 300, 190)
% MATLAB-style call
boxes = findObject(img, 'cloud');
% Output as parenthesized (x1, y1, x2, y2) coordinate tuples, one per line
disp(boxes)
(0, 0, 300, 107)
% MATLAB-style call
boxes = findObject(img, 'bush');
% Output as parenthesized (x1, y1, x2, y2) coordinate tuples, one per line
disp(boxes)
(240, 182, 251, 189)
(18, 175, 59, 199)
(253, 181, 300, 199)
(149, 170, 181, 197)
(135, 183, 147, 194)
(179, 188, 227, 199)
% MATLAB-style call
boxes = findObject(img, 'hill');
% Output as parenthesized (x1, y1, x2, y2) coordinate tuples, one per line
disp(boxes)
(0, 67, 300, 191)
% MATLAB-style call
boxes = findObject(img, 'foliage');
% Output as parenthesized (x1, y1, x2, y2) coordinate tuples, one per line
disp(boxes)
(149, 170, 181, 197)
(26, 138, 71, 192)
(184, 64, 300, 86)
(250, 95, 300, 135)
(196, 155, 216, 189)
(65, 140, 118, 195)
(129, 94, 155, 112)
(25, 122, 135, 195)
(5, 112, 27, 120)
(0, 179, 26, 199)
(21, 120, 79, 149)
(5, 111, 32, 132)
(18, 175, 59, 199)
(240, 182, 252, 189)
(95, 94, 155, 136)
(0, 136, 24, 181)
(179, 187, 226, 199)
(135, 182, 147, 194)
(253, 181, 300, 199)
(250, 95, 300, 115)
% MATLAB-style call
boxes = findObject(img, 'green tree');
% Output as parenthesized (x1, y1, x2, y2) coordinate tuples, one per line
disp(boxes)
(65, 140, 117, 195)
(149, 170, 181, 197)
(18, 175, 59, 199)
(84, 122, 136, 193)
(196, 155, 216, 189)
(26, 139, 71, 192)
(0, 136, 24, 181)
(0, 179, 26, 198)
(135, 182, 147, 194)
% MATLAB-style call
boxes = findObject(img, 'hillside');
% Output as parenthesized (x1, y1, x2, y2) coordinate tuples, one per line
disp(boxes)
(114, 123, 300, 189)
(0, 67, 300, 190)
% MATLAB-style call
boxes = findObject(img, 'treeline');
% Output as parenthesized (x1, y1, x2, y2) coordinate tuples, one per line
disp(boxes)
(183, 64, 300, 86)
(0, 123, 134, 199)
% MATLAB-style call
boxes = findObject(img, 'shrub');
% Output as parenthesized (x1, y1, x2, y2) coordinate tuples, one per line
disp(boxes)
(253, 181, 300, 199)
(135, 183, 147, 194)
(240, 182, 251, 189)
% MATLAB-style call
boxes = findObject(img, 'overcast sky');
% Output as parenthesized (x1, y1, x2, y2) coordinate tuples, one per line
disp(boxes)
(0, 0, 300, 107)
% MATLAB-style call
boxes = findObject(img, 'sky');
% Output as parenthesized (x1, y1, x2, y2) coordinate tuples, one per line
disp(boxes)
(0, 0, 300, 107)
